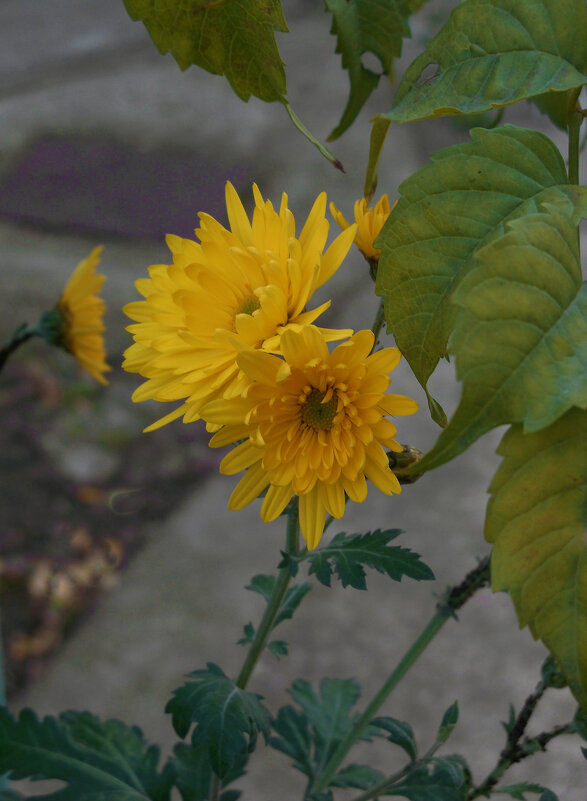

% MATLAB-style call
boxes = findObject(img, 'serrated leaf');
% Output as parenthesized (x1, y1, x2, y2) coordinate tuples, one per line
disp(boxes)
(165, 663, 271, 778)
(172, 742, 245, 801)
(325, 0, 411, 139)
(237, 622, 255, 646)
(246, 575, 311, 628)
(495, 783, 558, 800)
(289, 678, 362, 769)
(268, 640, 288, 658)
(306, 529, 433, 590)
(485, 408, 587, 710)
(437, 702, 459, 744)
(417, 203, 587, 472)
(384, 756, 467, 800)
(270, 706, 313, 776)
(375, 125, 575, 422)
(275, 582, 312, 627)
(123, 0, 287, 102)
(370, 716, 417, 761)
(0, 708, 174, 801)
(330, 763, 384, 789)
(383, 0, 587, 124)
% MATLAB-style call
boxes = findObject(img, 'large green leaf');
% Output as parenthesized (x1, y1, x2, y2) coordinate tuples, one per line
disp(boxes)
(166, 663, 271, 779)
(0, 708, 174, 800)
(325, 0, 411, 140)
(122, 0, 287, 102)
(485, 408, 587, 711)
(375, 125, 572, 423)
(415, 203, 587, 472)
(383, 0, 587, 124)
(172, 742, 245, 801)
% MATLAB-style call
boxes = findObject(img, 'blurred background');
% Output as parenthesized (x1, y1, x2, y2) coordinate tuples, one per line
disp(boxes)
(0, 0, 584, 796)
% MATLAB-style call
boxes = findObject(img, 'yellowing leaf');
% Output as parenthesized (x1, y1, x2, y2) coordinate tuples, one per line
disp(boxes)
(123, 0, 287, 102)
(384, 0, 587, 124)
(415, 203, 587, 472)
(486, 408, 587, 710)
(375, 125, 572, 425)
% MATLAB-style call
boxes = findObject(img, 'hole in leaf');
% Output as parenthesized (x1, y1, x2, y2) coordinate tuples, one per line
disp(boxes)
(415, 62, 440, 87)
(360, 52, 383, 74)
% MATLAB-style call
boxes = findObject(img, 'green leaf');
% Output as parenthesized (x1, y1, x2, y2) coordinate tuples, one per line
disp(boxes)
(304, 529, 434, 590)
(417, 203, 587, 472)
(364, 116, 392, 200)
(237, 622, 255, 646)
(172, 742, 245, 801)
(268, 640, 288, 658)
(375, 125, 572, 422)
(370, 716, 418, 761)
(495, 784, 558, 800)
(270, 706, 313, 776)
(275, 582, 312, 626)
(330, 763, 385, 789)
(385, 756, 468, 800)
(437, 702, 459, 744)
(246, 575, 311, 628)
(383, 0, 587, 124)
(485, 408, 587, 711)
(0, 708, 174, 801)
(289, 678, 362, 770)
(165, 663, 271, 778)
(122, 0, 287, 102)
(325, 0, 411, 140)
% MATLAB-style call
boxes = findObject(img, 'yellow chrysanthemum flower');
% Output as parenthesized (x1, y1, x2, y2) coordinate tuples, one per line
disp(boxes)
(202, 326, 418, 550)
(329, 194, 392, 260)
(41, 246, 111, 384)
(123, 183, 357, 431)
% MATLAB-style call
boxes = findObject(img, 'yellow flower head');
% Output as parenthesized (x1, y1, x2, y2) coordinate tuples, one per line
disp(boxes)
(330, 194, 392, 260)
(123, 183, 357, 431)
(46, 246, 111, 384)
(202, 326, 418, 550)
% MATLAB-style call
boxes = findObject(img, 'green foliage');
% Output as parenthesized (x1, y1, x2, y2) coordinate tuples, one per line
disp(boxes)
(328, 763, 385, 789)
(485, 408, 587, 710)
(245, 574, 311, 627)
(370, 716, 418, 761)
(325, 0, 411, 140)
(0, 708, 174, 800)
(0, 791, 23, 801)
(383, 756, 469, 799)
(172, 741, 245, 801)
(495, 784, 558, 800)
(437, 701, 459, 744)
(283, 529, 433, 589)
(122, 0, 287, 102)
(375, 124, 575, 425)
(383, 0, 587, 124)
(270, 678, 370, 783)
(165, 663, 271, 778)
(418, 201, 587, 472)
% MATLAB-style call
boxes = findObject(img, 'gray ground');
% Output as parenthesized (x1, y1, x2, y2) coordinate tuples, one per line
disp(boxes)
(1, 0, 585, 797)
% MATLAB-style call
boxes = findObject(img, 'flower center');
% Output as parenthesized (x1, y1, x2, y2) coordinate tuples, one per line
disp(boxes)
(300, 387, 338, 431)
(236, 294, 261, 316)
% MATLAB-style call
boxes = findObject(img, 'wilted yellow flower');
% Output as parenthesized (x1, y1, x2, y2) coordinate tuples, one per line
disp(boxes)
(42, 246, 111, 384)
(330, 195, 392, 260)
(202, 326, 418, 550)
(123, 183, 357, 431)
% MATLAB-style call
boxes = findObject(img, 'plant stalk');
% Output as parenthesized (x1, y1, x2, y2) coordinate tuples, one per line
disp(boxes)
(235, 501, 300, 690)
(0, 607, 8, 791)
(0, 324, 40, 373)
(312, 557, 490, 793)
(370, 299, 386, 350)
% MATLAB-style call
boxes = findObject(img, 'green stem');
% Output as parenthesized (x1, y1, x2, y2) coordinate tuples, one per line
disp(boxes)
(0, 607, 8, 791)
(312, 557, 490, 794)
(349, 739, 442, 801)
(281, 101, 344, 172)
(235, 502, 300, 690)
(370, 299, 385, 350)
(0, 324, 41, 374)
